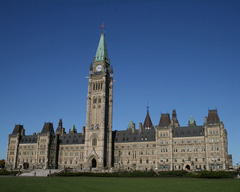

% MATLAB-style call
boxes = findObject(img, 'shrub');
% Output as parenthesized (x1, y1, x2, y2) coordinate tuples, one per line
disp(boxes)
(0, 169, 20, 176)
(193, 171, 234, 179)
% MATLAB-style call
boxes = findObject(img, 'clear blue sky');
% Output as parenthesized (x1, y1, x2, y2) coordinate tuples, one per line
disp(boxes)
(0, 0, 239, 164)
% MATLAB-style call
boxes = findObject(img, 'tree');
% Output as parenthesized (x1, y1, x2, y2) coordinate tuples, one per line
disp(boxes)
(0, 159, 5, 169)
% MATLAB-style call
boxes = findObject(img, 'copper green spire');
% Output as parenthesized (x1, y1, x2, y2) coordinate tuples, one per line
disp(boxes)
(189, 116, 196, 126)
(95, 32, 109, 62)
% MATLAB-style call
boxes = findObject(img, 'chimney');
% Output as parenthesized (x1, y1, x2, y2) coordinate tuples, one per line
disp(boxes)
(139, 123, 142, 133)
(82, 126, 85, 136)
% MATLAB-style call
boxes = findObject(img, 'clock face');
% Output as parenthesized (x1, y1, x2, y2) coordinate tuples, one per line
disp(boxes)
(96, 65, 102, 72)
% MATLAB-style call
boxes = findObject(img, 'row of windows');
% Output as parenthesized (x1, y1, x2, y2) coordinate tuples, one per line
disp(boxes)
(159, 141, 168, 145)
(19, 145, 35, 149)
(93, 97, 101, 104)
(115, 144, 155, 149)
(209, 130, 219, 135)
(60, 152, 84, 158)
(173, 146, 206, 153)
(61, 146, 83, 150)
(19, 151, 36, 156)
(174, 139, 204, 144)
(159, 132, 169, 137)
(209, 138, 219, 143)
(211, 146, 219, 151)
(92, 82, 103, 91)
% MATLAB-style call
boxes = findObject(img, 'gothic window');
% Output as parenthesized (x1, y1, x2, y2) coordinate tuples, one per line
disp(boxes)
(93, 98, 97, 104)
(140, 158, 142, 164)
(92, 138, 97, 146)
(98, 98, 101, 103)
(93, 84, 95, 90)
(160, 156, 163, 162)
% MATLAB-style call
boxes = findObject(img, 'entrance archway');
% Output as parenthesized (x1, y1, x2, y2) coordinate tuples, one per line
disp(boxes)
(92, 158, 97, 168)
(185, 165, 190, 170)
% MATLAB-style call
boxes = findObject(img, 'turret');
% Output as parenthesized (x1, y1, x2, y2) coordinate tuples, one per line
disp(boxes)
(69, 124, 77, 134)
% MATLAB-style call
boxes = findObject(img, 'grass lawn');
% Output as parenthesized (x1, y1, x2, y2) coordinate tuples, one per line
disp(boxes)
(0, 177, 239, 192)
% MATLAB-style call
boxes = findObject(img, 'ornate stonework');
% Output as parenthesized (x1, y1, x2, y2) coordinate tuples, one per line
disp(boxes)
(6, 32, 232, 171)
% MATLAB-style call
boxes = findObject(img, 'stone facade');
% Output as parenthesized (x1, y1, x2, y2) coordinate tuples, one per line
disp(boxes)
(6, 32, 232, 171)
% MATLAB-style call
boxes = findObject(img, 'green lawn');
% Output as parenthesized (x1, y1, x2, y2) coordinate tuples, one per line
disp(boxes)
(0, 177, 239, 192)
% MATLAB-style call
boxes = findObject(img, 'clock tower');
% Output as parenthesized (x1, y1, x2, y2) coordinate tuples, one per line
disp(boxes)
(84, 32, 113, 169)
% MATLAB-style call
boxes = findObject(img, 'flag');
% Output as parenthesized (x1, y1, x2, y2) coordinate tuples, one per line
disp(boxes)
(101, 22, 104, 29)
(73, 157, 76, 161)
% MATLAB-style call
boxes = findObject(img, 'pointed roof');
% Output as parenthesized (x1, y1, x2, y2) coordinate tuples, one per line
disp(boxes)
(172, 109, 179, 124)
(12, 124, 24, 135)
(189, 115, 196, 126)
(207, 109, 220, 123)
(95, 32, 109, 62)
(41, 122, 54, 134)
(159, 113, 171, 127)
(69, 124, 77, 133)
(127, 121, 134, 130)
(143, 110, 154, 129)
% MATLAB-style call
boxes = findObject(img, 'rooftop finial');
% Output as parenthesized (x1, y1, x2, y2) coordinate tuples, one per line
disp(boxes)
(147, 101, 149, 113)
(101, 21, 104, 32)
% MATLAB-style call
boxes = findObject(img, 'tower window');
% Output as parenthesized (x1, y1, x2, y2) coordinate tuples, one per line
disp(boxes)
(92, 138, 97, 146)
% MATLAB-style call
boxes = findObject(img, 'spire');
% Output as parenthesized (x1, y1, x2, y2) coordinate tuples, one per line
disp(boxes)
(143, 106, 154, 129)
(172, 109, 179, 127)
(95, 32, 109, 63)
(188, 115, 196, 126)
(56, 119, 66, 135)
(69, 124, 77, 134)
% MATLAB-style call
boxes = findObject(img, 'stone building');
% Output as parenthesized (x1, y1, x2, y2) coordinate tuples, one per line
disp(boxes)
(6, 32, 232, 171)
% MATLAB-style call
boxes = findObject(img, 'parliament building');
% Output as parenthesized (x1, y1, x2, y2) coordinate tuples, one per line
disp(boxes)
(6, 32, 233, 171)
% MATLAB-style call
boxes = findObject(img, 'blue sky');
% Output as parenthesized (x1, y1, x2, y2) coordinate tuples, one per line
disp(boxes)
(0, 0, 239, 164)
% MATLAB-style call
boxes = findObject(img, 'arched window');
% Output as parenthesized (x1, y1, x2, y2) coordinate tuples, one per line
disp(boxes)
(92, 138, 97, 146)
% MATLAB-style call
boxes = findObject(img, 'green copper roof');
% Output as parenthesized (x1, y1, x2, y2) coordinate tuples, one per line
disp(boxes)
(127, 121, 134, 129)
(70, 124, 76, 132)
(189, 116, 195, 124)
(95, 32, 109, 62)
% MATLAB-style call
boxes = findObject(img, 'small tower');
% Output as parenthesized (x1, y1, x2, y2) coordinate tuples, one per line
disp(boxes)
(56, 119, 66, 136)
(69, 124, 77, 134)
(143, 106, 154, 129)
(188, 116, 196, 126)
(172, 110, 180, 127)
